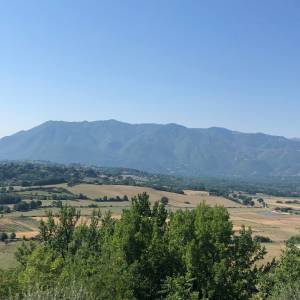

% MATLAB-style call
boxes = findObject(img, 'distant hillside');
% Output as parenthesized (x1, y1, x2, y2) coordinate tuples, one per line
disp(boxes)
(0, 120, 300, 177)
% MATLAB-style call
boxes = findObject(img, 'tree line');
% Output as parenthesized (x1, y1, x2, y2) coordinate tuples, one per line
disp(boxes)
(95, 195, 129, 202)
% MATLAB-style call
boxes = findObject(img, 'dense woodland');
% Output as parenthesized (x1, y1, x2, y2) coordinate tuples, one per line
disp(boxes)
(0, 193, 299, 299)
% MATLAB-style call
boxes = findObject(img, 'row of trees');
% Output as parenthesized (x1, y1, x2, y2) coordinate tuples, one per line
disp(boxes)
(1, 186, 15, 193)
(0, 231, 16, 242)
(0, 205, 11, 213)
(0, 194, 299, 299)
(95, 195, 129, 202)
(1, 200, 43, 214)
(13, 200, 42, 212)
(0, 187, 90, 214)
(0, 193, 21, 205)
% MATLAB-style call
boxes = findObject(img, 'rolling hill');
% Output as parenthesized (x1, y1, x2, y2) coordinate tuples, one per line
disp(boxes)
(0, 120, 300, 177)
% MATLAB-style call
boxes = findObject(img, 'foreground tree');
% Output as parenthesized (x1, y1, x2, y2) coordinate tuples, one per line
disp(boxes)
(2, 195, 268, 299)
(167, 204, 265, 300)
(257, 242, 300, 299)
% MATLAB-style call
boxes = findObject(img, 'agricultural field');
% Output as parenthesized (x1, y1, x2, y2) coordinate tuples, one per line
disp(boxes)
(62, 183, 242, 208)
(1, 183, 300, 268)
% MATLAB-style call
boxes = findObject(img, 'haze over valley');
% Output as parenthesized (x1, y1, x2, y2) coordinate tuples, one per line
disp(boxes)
(1, 1, 300, 299)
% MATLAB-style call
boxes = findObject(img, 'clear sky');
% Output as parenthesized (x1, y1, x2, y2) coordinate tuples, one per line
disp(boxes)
(0, 0, 299, 138)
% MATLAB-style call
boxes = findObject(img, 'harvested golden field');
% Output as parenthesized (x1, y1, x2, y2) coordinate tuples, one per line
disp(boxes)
(61, 184, 241, 208)
(263, 242, 285, 262)
(0, 217, 39, 233)
(0, 216, 40, 240)
(15, 231, 39, 239)
(263, 195, 300, 210)
(2, 184, 300, 266)
(229, 207, 300, 261)
(229, 208, 300, 241)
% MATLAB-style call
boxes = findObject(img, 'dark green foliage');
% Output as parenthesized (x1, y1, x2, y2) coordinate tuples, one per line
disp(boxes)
(0, 205, 11, 213)
(33, 177, 66, 186)
(254, 235, 273, 243)
(286, 234, 300, 246)
(0, 194, 270, 300)
(95, 195, 129, 202)
(274, 206, 300, 215)
(238, 195, 254, 206)
(0, 232, 8, 241)
(1, 161, 300, 198)
(0, 193, 21, 205)
(13, 200, 42, 212)
(257, 198, 264, 203)
(168, 207, 266, 300)
(160, 196, 169, 205)
(52, 200, 63, 208)
(160, 275, 199, 300)
(257, 244, 300, 299)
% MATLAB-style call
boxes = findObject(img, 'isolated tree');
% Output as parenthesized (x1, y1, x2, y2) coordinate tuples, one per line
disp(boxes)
(160, 196, 169, 206)
(4, 206, 11, 213)
(0, 232, 8, 242)
(257, 198, 264, 204)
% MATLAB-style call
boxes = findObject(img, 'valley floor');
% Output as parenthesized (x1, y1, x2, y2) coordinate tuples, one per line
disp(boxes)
(1, 183, 300, 268)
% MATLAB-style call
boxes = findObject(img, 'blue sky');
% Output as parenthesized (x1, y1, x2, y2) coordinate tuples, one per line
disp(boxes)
(0, 0, 299, 138)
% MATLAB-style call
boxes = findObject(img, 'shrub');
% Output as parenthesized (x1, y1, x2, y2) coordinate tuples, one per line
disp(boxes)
(254, 235, 272, 243)
(0, 232, 8, 242)
(160, 196, 169, 205)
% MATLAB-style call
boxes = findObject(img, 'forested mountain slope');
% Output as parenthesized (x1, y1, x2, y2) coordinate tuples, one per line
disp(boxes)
(0, 120, 300, 177)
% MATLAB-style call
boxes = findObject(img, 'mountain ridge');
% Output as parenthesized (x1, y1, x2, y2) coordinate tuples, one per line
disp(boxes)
(0, 120, 300, 177)
(2, 120, 291, 140)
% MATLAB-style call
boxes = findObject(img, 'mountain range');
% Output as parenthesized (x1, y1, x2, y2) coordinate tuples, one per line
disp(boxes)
(0, 120, 300, 177)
